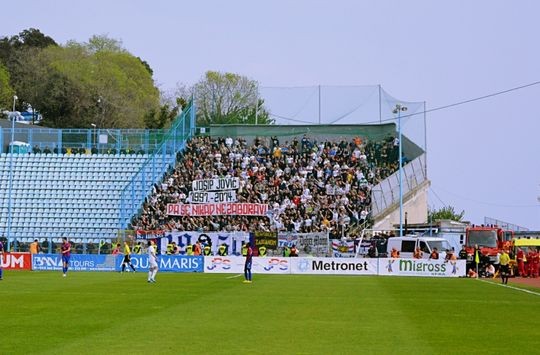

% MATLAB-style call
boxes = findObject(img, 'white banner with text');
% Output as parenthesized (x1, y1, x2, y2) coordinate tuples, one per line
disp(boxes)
(188, 190, 237, 203)
(192, 177, 240, 192)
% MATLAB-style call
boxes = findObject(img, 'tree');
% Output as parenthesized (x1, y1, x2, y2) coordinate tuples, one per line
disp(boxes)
(11, 28, 57, 49)
(10, 36, 160, 128)
(0, 29, 57, 114)
(144, 104, 179, 129)
(0, 28, 56, 63)
(0, 62, 15, 110)
(428, 206, 465, 222)
(193, 71, 272, 125)
(83, 34, 125, 54)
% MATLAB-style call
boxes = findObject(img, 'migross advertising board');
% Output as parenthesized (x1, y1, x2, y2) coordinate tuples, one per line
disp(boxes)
(378, 258, 465, 277)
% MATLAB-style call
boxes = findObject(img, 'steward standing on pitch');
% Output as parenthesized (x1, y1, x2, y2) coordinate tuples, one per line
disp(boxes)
(499, 249, 510, 285)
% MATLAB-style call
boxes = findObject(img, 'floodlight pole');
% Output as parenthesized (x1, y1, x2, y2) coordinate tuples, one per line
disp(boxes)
(7, 95, 18, 251)
(393, 104, 407, 237)
(91, 123, 97, 149)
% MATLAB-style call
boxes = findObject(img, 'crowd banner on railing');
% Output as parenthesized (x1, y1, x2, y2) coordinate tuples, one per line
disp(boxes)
(252, 231, 278, 251)
(277, 232, 329, 257)
(160, 231, 250, 255)
(166, 203, 268, 216)
(330, 239, 356, 258)
(289, 257, 378, 275)
(119, 255, 204, 272)
(32, 254, 116, 271)
(204, 256, 290, 274)
(1, 253, 32, 270)
(377, 258, 465, 277)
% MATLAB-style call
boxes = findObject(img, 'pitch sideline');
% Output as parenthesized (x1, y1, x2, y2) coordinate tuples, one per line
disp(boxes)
(478, 278, 540, 297)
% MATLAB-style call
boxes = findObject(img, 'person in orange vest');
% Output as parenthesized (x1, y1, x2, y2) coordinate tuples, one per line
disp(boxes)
(29, 239, 41, 254)
(516, 248, 527, 277)
(390, 247, 400, 258)
(193, 241, 202, 256)
(429, 248, 439, 260)
(413, 247, 423, 259)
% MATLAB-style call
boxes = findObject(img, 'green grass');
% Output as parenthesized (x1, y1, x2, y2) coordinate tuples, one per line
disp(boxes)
(1, 271, 539, 355)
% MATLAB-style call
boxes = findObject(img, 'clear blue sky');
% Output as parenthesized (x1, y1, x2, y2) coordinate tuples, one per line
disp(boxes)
(4, 0, 540, 229)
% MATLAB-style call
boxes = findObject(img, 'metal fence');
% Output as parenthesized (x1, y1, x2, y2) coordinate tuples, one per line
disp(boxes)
(0, 125, 170, 155)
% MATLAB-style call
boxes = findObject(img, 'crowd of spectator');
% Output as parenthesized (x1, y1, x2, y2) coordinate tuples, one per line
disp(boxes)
(31, 145, 145, 155)
(131, 134, 400, 238)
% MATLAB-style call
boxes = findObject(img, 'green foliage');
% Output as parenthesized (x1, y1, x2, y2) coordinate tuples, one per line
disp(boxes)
(6, 34, 159, 128)
(137, 56, 153, 76)
(0, 62, 14, 110)
(0, 28, 57, 77)
(84, 34, 125, 53)
(144, 103, 179, 129)
(9, 28, 57, 49)
(194, 70, 272, 125)
(428, 205, 465, 222)
(0, 28, 56, 66)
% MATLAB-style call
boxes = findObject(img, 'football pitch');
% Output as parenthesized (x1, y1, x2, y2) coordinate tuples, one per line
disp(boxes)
(1, 271, 539, 355)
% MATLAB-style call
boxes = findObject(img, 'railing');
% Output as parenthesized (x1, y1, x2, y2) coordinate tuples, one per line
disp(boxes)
(370, 153, 427, 217)
(0, 126, 169, 155)
(119, 101, 196, 230)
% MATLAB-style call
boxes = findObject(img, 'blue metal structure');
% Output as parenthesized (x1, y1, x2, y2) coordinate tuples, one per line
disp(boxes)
(119, 101, 196, 230)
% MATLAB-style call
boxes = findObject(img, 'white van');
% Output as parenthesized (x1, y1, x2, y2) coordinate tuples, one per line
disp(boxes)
(387, 236, 451, 259)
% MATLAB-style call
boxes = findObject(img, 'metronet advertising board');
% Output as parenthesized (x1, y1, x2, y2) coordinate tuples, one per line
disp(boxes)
(378, 258, 466, 277)
(32, 254, 116, 271)
(118, 255, 204, 272)
(1, 253, 32, 270)
(192, 177, 239, 191)
(289, 257, 378, 275)
(204, 256, 291, 274)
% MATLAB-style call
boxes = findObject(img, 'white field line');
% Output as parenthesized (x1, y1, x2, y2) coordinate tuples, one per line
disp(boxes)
(226, 274, 243, 279)
(478, 278, 540, 297)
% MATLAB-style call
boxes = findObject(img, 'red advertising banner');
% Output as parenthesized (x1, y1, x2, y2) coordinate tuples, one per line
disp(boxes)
(167, 203, 269, 216)
(1, 253, 32, 270)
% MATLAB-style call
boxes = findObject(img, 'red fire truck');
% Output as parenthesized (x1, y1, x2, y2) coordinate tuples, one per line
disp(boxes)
(464, 225, 513, 264)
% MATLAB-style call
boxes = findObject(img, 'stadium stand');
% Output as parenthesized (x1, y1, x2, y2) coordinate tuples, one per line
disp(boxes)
(131, 134, 399, 238)
(0, 153, 168, 244)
